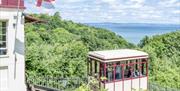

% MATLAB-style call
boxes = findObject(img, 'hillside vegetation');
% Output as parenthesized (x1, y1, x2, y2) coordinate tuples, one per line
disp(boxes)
(139, 31, 180, 89)
(25, 12, 133, 78)
(25, 12, 180, 89)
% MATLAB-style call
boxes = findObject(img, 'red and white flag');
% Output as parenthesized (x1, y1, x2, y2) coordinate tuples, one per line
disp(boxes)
(36, 0, 55, 9)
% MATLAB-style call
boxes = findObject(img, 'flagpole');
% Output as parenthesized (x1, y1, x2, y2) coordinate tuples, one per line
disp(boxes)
(14, 0, 21, 79)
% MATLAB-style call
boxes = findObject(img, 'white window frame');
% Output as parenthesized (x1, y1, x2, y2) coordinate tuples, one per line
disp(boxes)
(0, 20, 8, 56)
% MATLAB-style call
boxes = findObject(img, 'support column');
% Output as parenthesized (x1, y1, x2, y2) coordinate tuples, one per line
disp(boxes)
(87, 58, 90, 76)
(113, 63, 116, 91)
(104, 63, 106, 88)
(146, 59, 148, 90)
(90, 59, 92, 75)
(122, 64, 124, 91)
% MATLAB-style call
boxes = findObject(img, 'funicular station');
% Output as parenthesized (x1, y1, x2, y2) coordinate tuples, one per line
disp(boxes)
(88, 49, 149, 91)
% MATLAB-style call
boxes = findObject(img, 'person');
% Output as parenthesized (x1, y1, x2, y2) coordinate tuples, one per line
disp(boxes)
(127, 67, 132, 78)
(115, 66, 121, 80)
(132, 71, 137, 77)
(135, 70, 143, 77)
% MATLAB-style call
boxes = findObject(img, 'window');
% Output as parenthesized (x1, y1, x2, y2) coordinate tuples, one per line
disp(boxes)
(88, 60, 92, 75)
(124, 60, 132, 79)
(124, 65, 132, 79)
(141, 59, 147, 76)
(115, 66, 122, 80)
(132, 60, 141, 78)
(98, 59, 148, 83)
(95, 61, 100, 78)
(100, 63, 104, 77)
(92, 60, 95, 75)
(106, 63, 114, 82)
(0, 21, 7, 55)
(89, 60, 100, 78)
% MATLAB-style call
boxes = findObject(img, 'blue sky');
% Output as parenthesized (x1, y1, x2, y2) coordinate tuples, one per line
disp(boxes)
(25, 0, 180, 24)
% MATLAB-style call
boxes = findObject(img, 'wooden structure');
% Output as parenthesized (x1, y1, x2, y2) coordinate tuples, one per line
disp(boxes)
(88, 49, 149, 91)
(24, 14, 47, 23)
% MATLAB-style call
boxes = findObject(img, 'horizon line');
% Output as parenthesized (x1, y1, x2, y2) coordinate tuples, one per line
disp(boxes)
(82, 22, 180, 25)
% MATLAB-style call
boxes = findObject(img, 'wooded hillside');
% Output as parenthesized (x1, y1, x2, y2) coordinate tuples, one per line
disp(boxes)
(25, 12, 133, 78)
(25, 12, 180, 89)
(139, 31, 180, 89)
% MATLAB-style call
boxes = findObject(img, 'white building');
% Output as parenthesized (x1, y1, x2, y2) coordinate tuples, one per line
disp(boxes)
(0, 0, 26, 91)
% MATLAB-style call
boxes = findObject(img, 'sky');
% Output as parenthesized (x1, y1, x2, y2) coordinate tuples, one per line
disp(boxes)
(25, 0, 180, 24)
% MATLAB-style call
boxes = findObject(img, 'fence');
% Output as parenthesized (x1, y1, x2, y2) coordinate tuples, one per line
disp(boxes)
(26, 75, 180, 91)
(26, 75, 88, 91)
(148, 82, 180, 91)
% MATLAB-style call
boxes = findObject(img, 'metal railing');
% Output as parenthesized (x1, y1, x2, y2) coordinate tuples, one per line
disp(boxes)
(148, 82, 180, 91)
(26, 75, 180, 91)
(26, 75, 88, 91)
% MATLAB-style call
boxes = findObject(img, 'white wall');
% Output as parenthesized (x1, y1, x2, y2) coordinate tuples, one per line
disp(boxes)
(124, 80, 131, 91)
(132, 78, 139, 90)
(115, 81, 122, 91)
(104, 77, 147, 91)
(0, 8, 26, 91)
(140, 77, 147, 90)
(105, 83, 114, 91)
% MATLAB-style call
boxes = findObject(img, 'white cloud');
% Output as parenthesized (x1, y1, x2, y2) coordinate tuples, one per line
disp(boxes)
(61, 0, 87, 3)
(130, 0, 145, 4)
(158, 0, 179, 7)
(100, 0, 117, 3)
(175, 2, 180, 7)
(25, 0, 180, 24)
(172, 10, 180, 14)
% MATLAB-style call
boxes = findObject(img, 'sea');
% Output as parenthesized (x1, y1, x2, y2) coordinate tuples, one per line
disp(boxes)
(86, 23, 180, 44)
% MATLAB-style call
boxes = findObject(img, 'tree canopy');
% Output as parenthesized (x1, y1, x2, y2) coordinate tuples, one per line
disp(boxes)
(25, 12, 133, 78)
(139, 31, 180, 89)
(25, 12, 180, 89)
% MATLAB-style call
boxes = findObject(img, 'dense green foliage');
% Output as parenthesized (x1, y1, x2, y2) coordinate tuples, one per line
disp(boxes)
(75, 77, 107, 91)
(25, 12, 180, 90)
(25, 12, 133, 78)
(139, 31, 180, 89)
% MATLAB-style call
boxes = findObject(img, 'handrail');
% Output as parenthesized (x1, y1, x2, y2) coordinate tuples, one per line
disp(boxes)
(26, 75, 88, 90)
(148, 82, 180, 91)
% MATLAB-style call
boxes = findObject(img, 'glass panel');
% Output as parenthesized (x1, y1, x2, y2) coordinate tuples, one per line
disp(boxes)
(0, 21, 6, 35)
(0, 49, 7, 55)
(131, 60, 140, 78)
(141, 60, 147, 76)
(94, 62, 100, 78)
(0, 35, 6, 41)
(115, 66, 122, 80)
(100, 65, 104, 77)
(88, 61, 91, 75)
(2, 22, 6, 27)
(95, 61, 97, 73)
(106, 67, 113, 82)
(92, 61, 95, 76)
(106, 63, 114, 82)
(100, 63, 105, 82)
(132, 63, 140, 78)
(138, 59, 144, 76)
(0, 21, 7, 55)
(124, 65, 132, 79)
(124, 61, 132, 79)
(0, 41, 6, 48)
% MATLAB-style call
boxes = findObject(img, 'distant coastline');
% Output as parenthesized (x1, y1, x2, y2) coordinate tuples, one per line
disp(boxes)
(85, 23, 180, 44)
